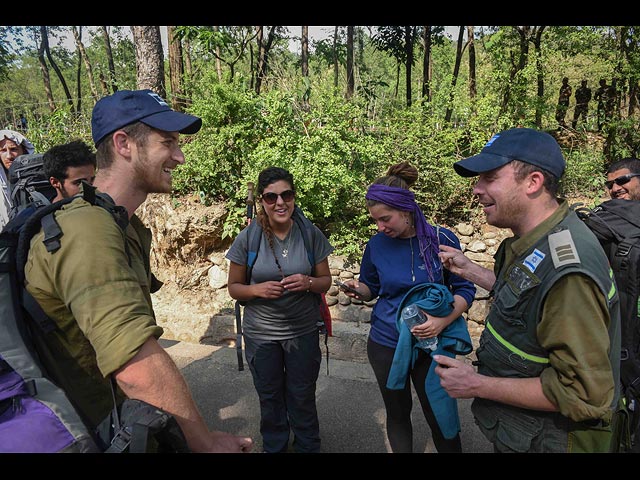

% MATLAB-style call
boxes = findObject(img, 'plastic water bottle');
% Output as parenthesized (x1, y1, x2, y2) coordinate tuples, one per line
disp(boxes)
(401, 304, 438, 351)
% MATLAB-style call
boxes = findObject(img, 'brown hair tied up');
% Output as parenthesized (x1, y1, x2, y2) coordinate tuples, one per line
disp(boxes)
(373, 161, 419, 190)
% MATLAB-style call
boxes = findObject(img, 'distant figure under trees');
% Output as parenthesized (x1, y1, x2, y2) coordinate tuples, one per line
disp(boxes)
(595, 78, 615, 131)
(572, 80, 592, 129)
(555, 77, 572, 128)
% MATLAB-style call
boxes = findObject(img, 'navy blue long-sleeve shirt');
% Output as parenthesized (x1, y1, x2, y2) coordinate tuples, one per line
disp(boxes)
(359, 226, 476, 348)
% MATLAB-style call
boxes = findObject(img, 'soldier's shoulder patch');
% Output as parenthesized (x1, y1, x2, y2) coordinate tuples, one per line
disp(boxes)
(548, 229, 581, 268)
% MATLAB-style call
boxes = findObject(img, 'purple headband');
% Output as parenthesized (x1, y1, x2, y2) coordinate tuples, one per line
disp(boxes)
(365, 183, 439, 279)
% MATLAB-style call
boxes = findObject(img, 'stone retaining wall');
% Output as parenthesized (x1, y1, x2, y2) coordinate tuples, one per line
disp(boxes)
(153, 222, 512, 363)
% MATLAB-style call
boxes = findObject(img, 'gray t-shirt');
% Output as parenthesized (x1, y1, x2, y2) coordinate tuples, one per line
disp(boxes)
(226, 220, 334, 340)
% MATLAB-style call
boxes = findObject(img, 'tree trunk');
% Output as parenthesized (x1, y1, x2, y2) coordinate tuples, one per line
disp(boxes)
(255, 26, 265, 94)
(500, 26, 531, 120)
(301, 26, 309, 78)
(404, 26, 413, 107)
(422, 26, 432, 103)
(346, 26, 354, 99)
(72, 26, 99, 102)
(533, 27, 546, 128)
(467, 26, 476, 101)
(301, 26, 310, 110)
(35, 32, 54, 111)
(184, 37, 193, 91)
(167, 26, 186, 112)
(445, 26, 464, 123)
(629, 79, 638, 117)
(41, 26, 74, 113)
(255, 26, 277, 95)
(214, 26, 223, 82)
(75, 38, 82, 112)
(101, 26, 117, 93)
(333, 26, 339, 90)
(131, 26, 165, 96)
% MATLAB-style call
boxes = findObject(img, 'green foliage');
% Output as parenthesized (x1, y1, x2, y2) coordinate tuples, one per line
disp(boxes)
(562, 147, 608, 202)
(2, 25, 639, 260)
(22, 108, 92, 152)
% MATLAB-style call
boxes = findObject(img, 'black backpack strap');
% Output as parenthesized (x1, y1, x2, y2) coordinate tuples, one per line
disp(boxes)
(292, 205, 316, 273)
(235, 220, 262, 371)
(40, 212, 63, 252)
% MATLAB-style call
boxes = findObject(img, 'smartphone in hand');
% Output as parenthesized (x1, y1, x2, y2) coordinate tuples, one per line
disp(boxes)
(334, 279, 361, 297)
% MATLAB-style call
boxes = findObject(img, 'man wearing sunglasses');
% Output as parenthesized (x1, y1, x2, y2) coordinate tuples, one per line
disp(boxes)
(606, 158, 640, 201)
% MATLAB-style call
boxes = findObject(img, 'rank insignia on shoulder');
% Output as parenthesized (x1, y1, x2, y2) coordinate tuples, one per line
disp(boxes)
(548, 229, 580, 268)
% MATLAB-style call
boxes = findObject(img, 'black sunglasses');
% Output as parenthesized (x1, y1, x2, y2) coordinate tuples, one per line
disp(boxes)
(605, 173, 640, 190)
(261, 190, 295, 205)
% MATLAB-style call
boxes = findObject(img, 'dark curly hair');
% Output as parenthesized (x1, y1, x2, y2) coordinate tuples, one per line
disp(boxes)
(43, 139, 96, 180)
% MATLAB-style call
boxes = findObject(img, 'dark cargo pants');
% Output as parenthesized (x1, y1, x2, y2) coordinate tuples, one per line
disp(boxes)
(244, 330, 321, 453)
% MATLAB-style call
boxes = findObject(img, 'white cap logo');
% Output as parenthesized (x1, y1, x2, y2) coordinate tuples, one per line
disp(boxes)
(147, 92, 169, 107)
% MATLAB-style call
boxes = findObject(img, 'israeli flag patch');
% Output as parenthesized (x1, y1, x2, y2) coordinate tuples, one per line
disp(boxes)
(523, 249, 545, 273)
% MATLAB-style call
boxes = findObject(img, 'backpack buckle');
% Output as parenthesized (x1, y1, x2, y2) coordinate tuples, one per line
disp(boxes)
(107, 426, 132, 453)
(616, 241, 633, 257)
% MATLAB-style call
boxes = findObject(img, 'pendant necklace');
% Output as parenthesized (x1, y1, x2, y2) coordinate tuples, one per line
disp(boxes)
(276, 228, 292, 258)
(409, 237, 416, 282)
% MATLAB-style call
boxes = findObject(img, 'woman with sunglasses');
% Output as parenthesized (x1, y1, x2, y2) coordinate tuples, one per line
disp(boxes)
(340, 161, 476, 453)
(605, 158, 640, 201)
(226, 166, 333, 453)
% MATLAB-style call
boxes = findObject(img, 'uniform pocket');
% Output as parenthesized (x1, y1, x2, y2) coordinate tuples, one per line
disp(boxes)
(493, 263, 541, 329)
(473, 400, 544, 453)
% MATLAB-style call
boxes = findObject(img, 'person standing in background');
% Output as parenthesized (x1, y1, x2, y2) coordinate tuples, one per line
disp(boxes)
(43, 139, 97, 202)
(571, 79, 592, 129)
(0, 129, 35, 229)
(555, 77, 572, 128)
(605, 157, 640, 201)
(594, 78, 613, 131)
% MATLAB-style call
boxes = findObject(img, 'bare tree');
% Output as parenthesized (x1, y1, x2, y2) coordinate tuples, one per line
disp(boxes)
(445, 26, 464, 123)
(422, 26, 432, 103)
(333, 26, 340, 90)
(532, 27, 546, 128)
(131, 26, 165, 96)
(168, 26, 186, 112)
(346, 26, 354, 99)
(301, 26, 309, 78)
(213, 26, 223, 82)
(101, 26, 117, 94)
(36, 28, 55, 111)
(183, 35, 193, 93)
(301, 26, 310, 110)
(71, 26, 99, 104)
(467, 26, 476, 101)
(403, 26, 415, 107)
(371, 26, 419, 106)
(255, 26, 279, 95)
(40, 26, 74, 113)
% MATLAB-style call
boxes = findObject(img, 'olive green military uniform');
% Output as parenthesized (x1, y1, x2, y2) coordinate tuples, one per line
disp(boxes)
(472, 200, 621, 452)
(24, 196, 163, 429)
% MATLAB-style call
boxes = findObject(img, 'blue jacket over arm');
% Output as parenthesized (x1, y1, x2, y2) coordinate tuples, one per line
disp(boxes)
(386, 283, 473, 439)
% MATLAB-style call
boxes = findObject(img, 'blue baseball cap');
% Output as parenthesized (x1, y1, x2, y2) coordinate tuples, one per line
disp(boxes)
(453, 128, 566, 179)
(91, 89, 202, 146)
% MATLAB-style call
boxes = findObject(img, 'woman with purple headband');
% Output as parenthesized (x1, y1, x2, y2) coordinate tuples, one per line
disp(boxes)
(340, 161, 476, 453)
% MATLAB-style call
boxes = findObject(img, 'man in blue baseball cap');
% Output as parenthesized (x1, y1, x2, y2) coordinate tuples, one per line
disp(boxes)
(435, 127, 622, 453)
(24, 89, 253, 453)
